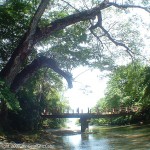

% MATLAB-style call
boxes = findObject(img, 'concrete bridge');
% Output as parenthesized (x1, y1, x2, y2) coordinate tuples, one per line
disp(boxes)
(41, 106, 138, 132)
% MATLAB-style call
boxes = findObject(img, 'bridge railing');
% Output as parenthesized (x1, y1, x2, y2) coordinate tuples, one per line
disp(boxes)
(92, 106, 139, 115)
(41, 105, 139, 115)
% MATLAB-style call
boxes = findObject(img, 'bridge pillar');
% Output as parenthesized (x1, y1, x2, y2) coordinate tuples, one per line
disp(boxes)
(80, 118, 89, 132)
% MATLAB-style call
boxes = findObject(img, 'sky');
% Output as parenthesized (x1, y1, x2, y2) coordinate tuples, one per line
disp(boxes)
(63, 67, 109, 112)
(62, 5, 150, 113)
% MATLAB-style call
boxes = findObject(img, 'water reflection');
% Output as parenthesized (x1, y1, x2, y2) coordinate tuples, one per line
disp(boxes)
(60, 125, 150, 150)
(63, 133, 110, 150)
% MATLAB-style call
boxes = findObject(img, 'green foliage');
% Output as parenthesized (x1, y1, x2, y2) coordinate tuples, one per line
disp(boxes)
(91, 118, 110, 125)
(142, 0, 150, 5)
(0, 0, 33, 63)
(0, 78, 20, 110)
(110, 116, 131, 125)
(92, 61, 150, 125)
(0, 0, 149, 130)
(94, 98, 108, 111)
(45, 118, 66, 129)
(105, 62, 146, 106)
(1, 0, 148, 72)
(10, 69, 69, 131)
(139, 67, 150, 107)
(38, 21, 91, 70)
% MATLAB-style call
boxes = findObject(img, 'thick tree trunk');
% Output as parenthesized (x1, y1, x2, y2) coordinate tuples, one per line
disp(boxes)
(10, 56, 72, 93)
(0, 1, 108, 90)
(0, 33, 33, 85)
(0, 99, 8, 129)
(0, 0, 50, 86)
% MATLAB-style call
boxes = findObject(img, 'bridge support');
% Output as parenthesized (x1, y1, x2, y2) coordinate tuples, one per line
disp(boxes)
(80, 118, 89, 132)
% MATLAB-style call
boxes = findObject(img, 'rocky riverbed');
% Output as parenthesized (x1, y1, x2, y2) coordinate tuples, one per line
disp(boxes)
(0, 129, 81, 150)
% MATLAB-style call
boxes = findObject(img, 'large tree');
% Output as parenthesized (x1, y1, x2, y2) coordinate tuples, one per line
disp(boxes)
(0, 0, 149, 93)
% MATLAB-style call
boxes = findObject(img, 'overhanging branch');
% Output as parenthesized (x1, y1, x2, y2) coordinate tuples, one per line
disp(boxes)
(10, 56, 73, 93)
(34, 2, 109, 43)
(89, 10, 135, 59)
(34, 1, 150, 44)
(108, 2, 150, 13)
(100, 25, 134, 58)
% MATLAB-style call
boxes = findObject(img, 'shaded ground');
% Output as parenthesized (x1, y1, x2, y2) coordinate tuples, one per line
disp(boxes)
(0, 128, 82, 150)
(0, 129, 81, 147)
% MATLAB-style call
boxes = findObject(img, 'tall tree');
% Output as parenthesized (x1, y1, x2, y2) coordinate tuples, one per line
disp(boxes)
(0, 0, 149, 93)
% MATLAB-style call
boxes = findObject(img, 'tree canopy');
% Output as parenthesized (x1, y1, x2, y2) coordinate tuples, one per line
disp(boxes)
(0, 0, 149, 92)
(0, 0, 150, 130)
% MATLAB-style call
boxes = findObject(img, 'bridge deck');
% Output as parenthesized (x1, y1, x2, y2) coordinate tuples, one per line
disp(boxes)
(42, 112, 135, 119)
(42, 105, 138, 119)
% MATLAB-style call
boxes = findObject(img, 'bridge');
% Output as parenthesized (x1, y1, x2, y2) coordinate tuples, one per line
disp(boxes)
(41, 106, 138, 132)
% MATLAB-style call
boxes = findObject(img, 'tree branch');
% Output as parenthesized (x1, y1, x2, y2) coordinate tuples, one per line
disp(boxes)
(108, 2, 150, 13)
(26, 0, 50, 41)
(10, 56, 73, 93)
(60, 0, 80, 12)
(89, 10, 135, 59)
(34, 1, 150, 46)
(100, 25, 134, 58)
(34, 2, 108, 43)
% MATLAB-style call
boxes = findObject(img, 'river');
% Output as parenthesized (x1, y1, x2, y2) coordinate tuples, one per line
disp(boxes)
(47, 124, 150, 150)
(0, 124, 149, 150)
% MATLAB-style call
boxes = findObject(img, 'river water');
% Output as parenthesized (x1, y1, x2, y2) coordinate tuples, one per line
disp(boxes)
(0, 124, 149, 150)
(49, 124, 150, 150)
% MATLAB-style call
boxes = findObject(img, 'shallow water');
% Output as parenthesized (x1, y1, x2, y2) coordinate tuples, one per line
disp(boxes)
(0, 125, 149, 150)
(51, 125, 150, 150)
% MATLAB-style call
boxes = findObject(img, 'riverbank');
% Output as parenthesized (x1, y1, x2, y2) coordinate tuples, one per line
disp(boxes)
(0, 130, 60, 144)
(0, 128, 82, 149)
(0, 128, 82, 150)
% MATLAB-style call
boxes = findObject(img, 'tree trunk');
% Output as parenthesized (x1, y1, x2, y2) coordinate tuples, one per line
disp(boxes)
(10, 56, 72, 93)
(0, 1, 107, 90)
(0, 99, 8, 129)
(0, 33, 33, 85)
(0, 0, 50, 86)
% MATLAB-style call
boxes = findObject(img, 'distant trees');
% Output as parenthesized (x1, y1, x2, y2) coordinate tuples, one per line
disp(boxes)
(92, 62, 150, 125)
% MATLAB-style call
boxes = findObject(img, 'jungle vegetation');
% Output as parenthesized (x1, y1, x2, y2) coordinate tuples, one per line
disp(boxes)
(0, 0, 149, 131)
(91, 62, 150, 125)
